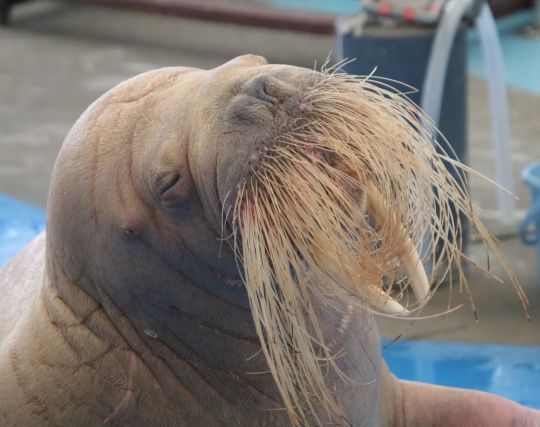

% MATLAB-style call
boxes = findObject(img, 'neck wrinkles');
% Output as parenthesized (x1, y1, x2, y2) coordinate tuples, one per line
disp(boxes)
(45, 246, 284, 422)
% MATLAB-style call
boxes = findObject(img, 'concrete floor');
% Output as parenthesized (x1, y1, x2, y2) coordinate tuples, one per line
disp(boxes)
(1, 1, 539, 345)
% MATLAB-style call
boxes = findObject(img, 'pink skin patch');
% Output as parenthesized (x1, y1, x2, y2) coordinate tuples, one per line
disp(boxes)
(242, 197, 280, 231)
(298, 102, 313, 113)
(242, 199, 254, 217)
(241, 199, 263, 226)
(309, 149, 324, 163)
(339, 178, 354, 193)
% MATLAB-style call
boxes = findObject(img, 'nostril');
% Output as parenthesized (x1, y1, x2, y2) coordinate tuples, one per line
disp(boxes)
(245, 75, 278, 105)
(255, 84, 277, 105)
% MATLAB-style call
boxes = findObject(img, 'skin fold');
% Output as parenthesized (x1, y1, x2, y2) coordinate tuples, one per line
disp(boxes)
(0, 55, 538, 426)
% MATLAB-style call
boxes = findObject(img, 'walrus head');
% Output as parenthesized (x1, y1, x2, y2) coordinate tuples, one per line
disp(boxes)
(46, 55, 526, 426)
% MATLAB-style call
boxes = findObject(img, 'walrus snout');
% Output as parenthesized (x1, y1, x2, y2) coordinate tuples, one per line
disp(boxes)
(243, 73, 313, 109)
(224, 72, 310, 127)
(213, 67, 321, 229)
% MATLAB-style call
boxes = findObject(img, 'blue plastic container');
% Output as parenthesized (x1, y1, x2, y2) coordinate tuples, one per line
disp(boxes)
(520, 162, 540, 269)
(338, 25, 469, 252)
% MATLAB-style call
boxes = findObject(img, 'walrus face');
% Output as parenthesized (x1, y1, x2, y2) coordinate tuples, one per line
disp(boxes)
(47, 55, 527, 427)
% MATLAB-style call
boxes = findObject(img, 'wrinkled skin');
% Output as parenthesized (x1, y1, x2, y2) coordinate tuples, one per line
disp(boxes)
(0, 55, 538, 426)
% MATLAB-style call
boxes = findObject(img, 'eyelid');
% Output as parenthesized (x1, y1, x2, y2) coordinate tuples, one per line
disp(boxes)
(158, 172, 181, 196)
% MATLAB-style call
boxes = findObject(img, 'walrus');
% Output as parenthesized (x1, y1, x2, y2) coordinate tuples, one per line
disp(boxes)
(0, 54, 538, 426)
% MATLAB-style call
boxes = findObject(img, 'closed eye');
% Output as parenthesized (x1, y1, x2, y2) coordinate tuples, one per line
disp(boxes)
(159, 173, 181, 196)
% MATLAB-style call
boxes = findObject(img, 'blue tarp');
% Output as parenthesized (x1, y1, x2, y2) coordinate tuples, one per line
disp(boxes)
(383, 339, 540, 409)
(0, 194, 45, 266)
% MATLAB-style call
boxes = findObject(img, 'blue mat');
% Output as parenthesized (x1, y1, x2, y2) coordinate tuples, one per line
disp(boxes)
(1, 193, 539, 409)
(0, 195, 45, 265)
(383, 339, 540, 409)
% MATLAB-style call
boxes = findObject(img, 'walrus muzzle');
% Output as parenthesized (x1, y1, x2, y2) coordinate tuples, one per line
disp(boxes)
(222, 66, 526, 425)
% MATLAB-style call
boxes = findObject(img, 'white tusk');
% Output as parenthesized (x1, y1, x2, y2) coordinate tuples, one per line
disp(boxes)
(365, 183, 430, 307)
(400, 235, 430, 304)
(370, 288, 410, 316)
